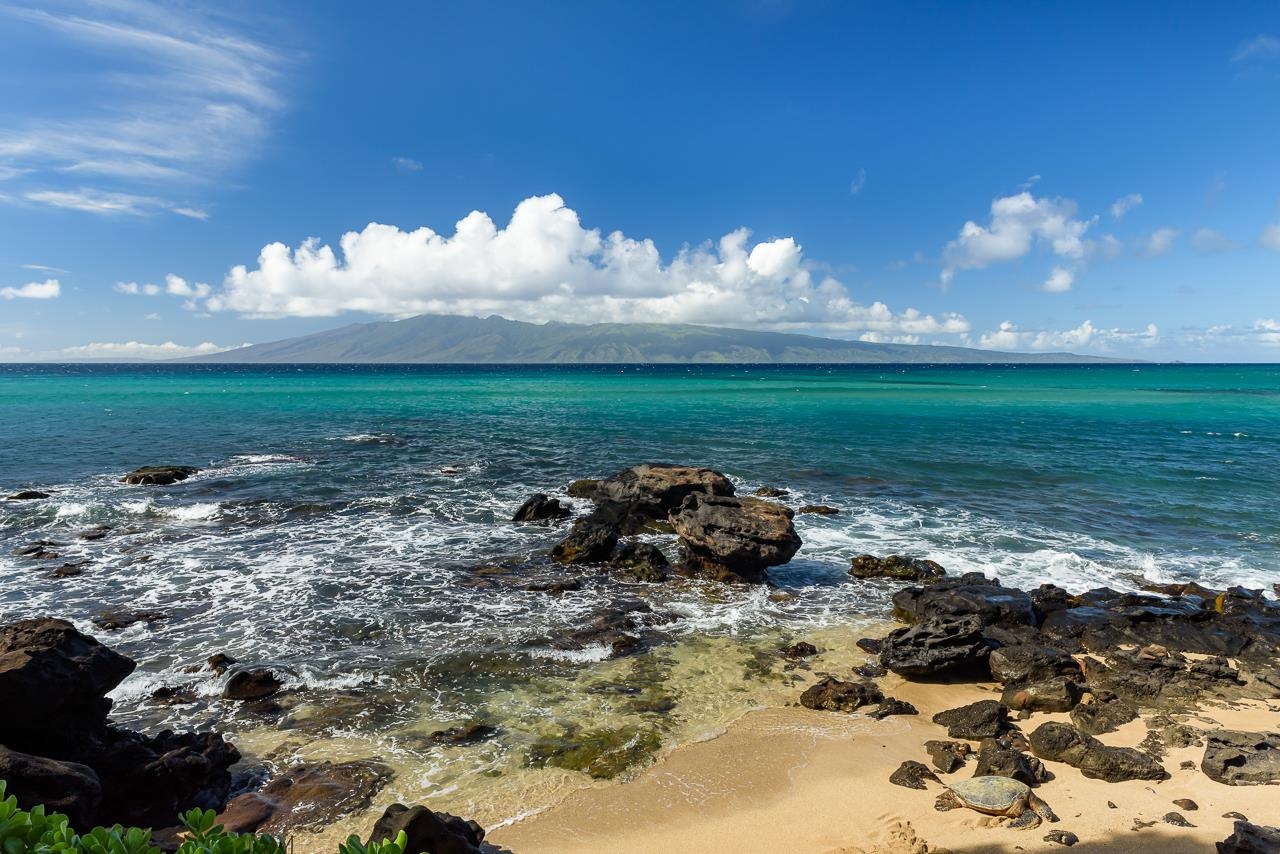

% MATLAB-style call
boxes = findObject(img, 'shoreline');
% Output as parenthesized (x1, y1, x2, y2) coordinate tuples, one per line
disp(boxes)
(488, 677, 1280, 854)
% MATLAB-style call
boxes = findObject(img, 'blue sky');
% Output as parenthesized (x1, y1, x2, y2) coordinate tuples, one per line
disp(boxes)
(1, 0, 1278, 360)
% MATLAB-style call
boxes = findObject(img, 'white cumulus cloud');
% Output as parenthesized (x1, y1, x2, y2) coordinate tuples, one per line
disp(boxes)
(1, 278, 60, 299)
(195, 193, 970, 337)
(1109, 193, 1143, 219)
(48, 341, 233, 360)
(1043, 266, 1074, 293)
(940, 191, 1095, 288)
(1190, 228, 1239, 253)
(977, 319, 1159, 352)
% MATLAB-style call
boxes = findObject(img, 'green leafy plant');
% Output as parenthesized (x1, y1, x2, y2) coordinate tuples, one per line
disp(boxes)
(337, 830, 408, 854)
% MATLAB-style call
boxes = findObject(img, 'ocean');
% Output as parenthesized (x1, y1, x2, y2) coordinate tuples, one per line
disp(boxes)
(2, 362, 1278, 831)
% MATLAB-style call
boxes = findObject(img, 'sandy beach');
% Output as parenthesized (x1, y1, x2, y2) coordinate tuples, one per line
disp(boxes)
(491, 676, 1280, 853)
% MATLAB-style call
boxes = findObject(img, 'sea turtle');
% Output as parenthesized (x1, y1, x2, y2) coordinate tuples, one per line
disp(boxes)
(934, 776, 1059, 829)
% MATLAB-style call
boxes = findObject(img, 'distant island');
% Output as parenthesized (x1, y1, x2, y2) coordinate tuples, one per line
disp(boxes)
(187, 314, 1132, 364)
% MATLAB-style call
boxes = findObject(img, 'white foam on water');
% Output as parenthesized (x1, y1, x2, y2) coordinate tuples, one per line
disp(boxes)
(530, 643, 614, 664)
(165, 503, 222, 522)
(54, 501, 90, 518)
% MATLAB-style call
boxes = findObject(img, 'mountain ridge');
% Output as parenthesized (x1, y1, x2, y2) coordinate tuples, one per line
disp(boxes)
(184, 314, 1135, 364)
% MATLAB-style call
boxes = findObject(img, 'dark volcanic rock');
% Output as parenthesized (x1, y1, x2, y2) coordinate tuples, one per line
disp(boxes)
(972, 736, 1052, 786)
(925, 740, 970, 773)
(566, 478, 599, 498)
(1002, 677, 1083, 713)
(796, 504, 840, 515)
(427, 723, 498, 746)
(1028, 721, 1168, 782)
(0, 745, 101, 828)
(799, 676, 883, 712)
(1069, 693, 1139, 735)
(608, 540, 670, 582)
(368, 803, 486, 854)
(592, 463, 734, 533)
(5, 490, 51, 500)
(752, 486, 789, 497)
(1044, 830, 1079, 847)
(91, 609, 166, 631)
(0, 618, 134, 749)
(92, 728, 240, 828)
(892, 573, 1037, 629)
(527, 725, 661, 780)
(889, 760, 940, 790)
(879, 614, 992, 678)
(670, 493, 800, 582)
(784, 641, 818, 659)
(120, 465, 200, 485)
(219, 761, 394, 835)
(987, 643, 1081, 685)
(1217, 821, 1280, 853)
(850, 554, 946, 582)
(207, 653, 238, 675)
(1201, 731, 1280, 786)
(931, 700, 1010, 740)
(224, 667, 284, 701)
(549, 511, 620, 564)
(511, 493, 571, 523)
(870, 697, 918, 719)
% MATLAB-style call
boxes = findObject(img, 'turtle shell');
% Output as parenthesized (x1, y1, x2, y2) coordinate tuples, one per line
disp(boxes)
(947, 776, 1031, 814)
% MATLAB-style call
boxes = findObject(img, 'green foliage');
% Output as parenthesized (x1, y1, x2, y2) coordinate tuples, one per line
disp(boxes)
(0, 783, 285, 854)
(336, 830, 408, 854)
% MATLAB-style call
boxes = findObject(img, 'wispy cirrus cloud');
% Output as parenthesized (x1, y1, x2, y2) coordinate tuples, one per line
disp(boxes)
(392, 157, 423, 172)
(1233, 34, 1280, 63)
(0, 1, 291, 218)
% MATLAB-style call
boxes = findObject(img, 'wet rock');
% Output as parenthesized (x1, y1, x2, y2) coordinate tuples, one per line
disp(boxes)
(854, 659, 887, 679)
(752, 486, 789, 497)
(1217, 821, 1280, 853)
(120, 465, 200, 485)
(931, 700, 1010, 741)
(78, 525, 111, 541)
(566, 478, 599, 498)
(925, 740, 970, 773)
(972, 736, 1052, 786)
(889, 760, 940, 790)
(879, 614, 993, 678)
(50, 561, 89, 579)
(870, 697, 918, 719)
(849, 554, 946, 583)
(549, 511, 620, 564)
(14, 540, 60, 560)
(224, 668, 283, 701)
(0, 745, 101, 829)
(1028, 721, 1168, 782)
(5, 490, 51, 500)
(527, 725, 661, 780)
(891, 574, 1037, 629)
(670, 493, 801, 583)
(799, 676, 883, 712)
(1201, 730, 1280, 786)
(796, 504, 840, 515)
(0, 618, 134, 749)
(1043, 830, 1079, 846)
(511, 493, 571, 523)
(592, 463, 734, 533)
(1002, 677, 1083, 713)
(1173, 798, 1198, 811)
(552, 601, 657, 658)
(220, 760, 394, 835)
(1069, 693, 1138, 735)
(783, 641, 818, 659)
(207, 653, 238, 675)
(1163, 812, 1196, 827)
(608, 540, 669, 582)
(91, 609, 166, 631)
(368, 803, 486, 854)
(856, 637, 884, 655)
(427, 723, 498, 746)
(987, 643, 1081, 685)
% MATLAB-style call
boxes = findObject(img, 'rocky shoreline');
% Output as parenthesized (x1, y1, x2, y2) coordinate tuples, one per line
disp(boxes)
(3, 462, 1279, 852)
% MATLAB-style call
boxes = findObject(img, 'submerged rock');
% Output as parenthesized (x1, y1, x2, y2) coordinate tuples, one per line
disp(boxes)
(670, 493, 801, 583)
(120, 465, 200, 485)
(511, 493, 571, 523)
(850, 554, 946, 582)
(219, 761, 394, 835)
(368, 803, 486, 854)
(527, 725, 661, 780)
(1028, 721, 1168, 782)
(5, 490, 51, 500)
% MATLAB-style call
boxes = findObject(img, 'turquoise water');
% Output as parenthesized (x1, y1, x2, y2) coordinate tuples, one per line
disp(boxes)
(1, 363, 1278, 820)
